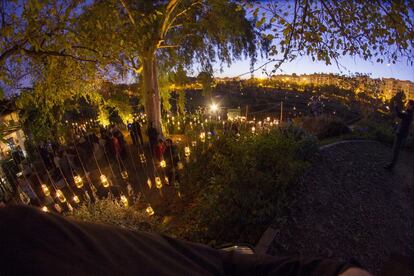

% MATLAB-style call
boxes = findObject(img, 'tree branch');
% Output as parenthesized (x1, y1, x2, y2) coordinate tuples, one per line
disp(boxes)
(23, 48, 98, 63)
(158, 44, 179, 49)
(119, 0, 136, 26)
(0, 44, 21, 64)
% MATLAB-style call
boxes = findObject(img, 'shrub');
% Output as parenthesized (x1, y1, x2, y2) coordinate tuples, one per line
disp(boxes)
(68, 196, 160, 232)
(297, 115, 350, 139)
(352, 117, 395, 144)
(174, 128, 318, 244)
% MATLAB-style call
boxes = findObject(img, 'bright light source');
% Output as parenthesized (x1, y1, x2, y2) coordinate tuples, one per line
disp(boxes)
(209, 103, 218, 112)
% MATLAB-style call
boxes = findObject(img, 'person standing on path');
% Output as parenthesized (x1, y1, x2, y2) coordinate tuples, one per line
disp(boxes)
(385, 100, 414, 170)
(154, 138, 166, 162)
(111, 133, 121, 161)
(147, 122, 159, 153)
(132, 119, 144, 146)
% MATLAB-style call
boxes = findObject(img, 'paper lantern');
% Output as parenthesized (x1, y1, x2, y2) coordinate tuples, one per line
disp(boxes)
(139, 153, 146, 164)
(127, 184, 134, 196)
(73, 195, 80, 204)
(191, 141, 197, 147)
(120, 195, 128, 207)
(147, 178, 152, 189)
(41, 206, 49, 212)
(19, 192, 30, 204)
(54, 203, 62, 213)
(56, 189, 66, 203)
(164, 176, 169, 185)
(184, 146, 190, 157)
(146, 204, 155, 216)
(160, 160, 166, 168)
(100, 174, 109, 188)
(251, 126, 256, 133)
(177, 161, 184, 170)
(121, 170, 128, 180)
(41, 184, 51, 197)
(155, 177, 162, 189)
(74, 175, 83, 188)
(199, 132, 206, 142)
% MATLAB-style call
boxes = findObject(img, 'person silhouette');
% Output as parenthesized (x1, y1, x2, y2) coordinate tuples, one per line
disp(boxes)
(385, 100, 414, 170)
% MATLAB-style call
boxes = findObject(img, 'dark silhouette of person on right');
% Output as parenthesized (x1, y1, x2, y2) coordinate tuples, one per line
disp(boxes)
(384, 100, 414, 171)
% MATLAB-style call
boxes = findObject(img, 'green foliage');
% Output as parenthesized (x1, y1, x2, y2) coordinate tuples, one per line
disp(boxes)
(252, 1, 414, 71)
(97, 106, 110, 127)
(175, 128, 318, 244)
(158, 73, 173, 112)
(70, 196, 160, 232)
(107, 92, 133, 124)
(353, 117, 395, 144)
(197, 71, 215, 98)
(15, 56, 102, 141)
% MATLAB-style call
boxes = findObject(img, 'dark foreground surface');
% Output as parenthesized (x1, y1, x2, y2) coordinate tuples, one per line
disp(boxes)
(267, 141, 414, 274)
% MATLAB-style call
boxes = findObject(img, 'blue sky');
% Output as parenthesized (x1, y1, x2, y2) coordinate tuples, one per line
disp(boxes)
(213, 55, 414, 81)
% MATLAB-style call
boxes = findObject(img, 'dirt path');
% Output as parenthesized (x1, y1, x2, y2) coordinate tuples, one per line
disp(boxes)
(267, 141, 414, 274)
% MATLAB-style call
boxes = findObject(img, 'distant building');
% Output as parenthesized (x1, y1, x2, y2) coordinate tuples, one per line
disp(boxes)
(214, 73, 414, 101)
(380, 78, 414, 100)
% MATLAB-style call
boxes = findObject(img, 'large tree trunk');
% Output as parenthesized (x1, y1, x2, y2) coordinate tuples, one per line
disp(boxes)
(142, 54, 162, 134)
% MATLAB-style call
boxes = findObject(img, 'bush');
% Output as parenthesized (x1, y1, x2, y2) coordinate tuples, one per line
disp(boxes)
(352, 117, 395, 144)
(296, 115, 350, 139)
(174, 128, 318, 244)
(68, 196, 160, 232)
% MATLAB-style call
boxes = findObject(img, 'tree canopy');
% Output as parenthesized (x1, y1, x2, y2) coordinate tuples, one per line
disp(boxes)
(0, 0, 413, 140)
(250, 0, 414, 73)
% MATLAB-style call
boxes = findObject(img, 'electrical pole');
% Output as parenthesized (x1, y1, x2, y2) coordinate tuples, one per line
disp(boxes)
(280, 101, 283, 124)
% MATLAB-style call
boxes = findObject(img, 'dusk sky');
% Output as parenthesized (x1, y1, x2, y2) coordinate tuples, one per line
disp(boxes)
(213, 55, 414, 82)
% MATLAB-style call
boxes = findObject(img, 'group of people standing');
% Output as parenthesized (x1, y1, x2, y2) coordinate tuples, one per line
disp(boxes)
(146, 122, 181, 184)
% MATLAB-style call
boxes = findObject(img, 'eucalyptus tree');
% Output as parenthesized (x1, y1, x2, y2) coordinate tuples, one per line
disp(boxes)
(78, 0, 259, 132)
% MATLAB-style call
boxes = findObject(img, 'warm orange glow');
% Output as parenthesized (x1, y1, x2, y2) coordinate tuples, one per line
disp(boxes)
(121, 170, 129, 180)
(146, 204, 155, 216)
(56, 189, 66, 203)
(41, 184, 51, 197)
(100, 174, 109, 187)
(120, 195, 128, 207)
(74, 175, 83, 188)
